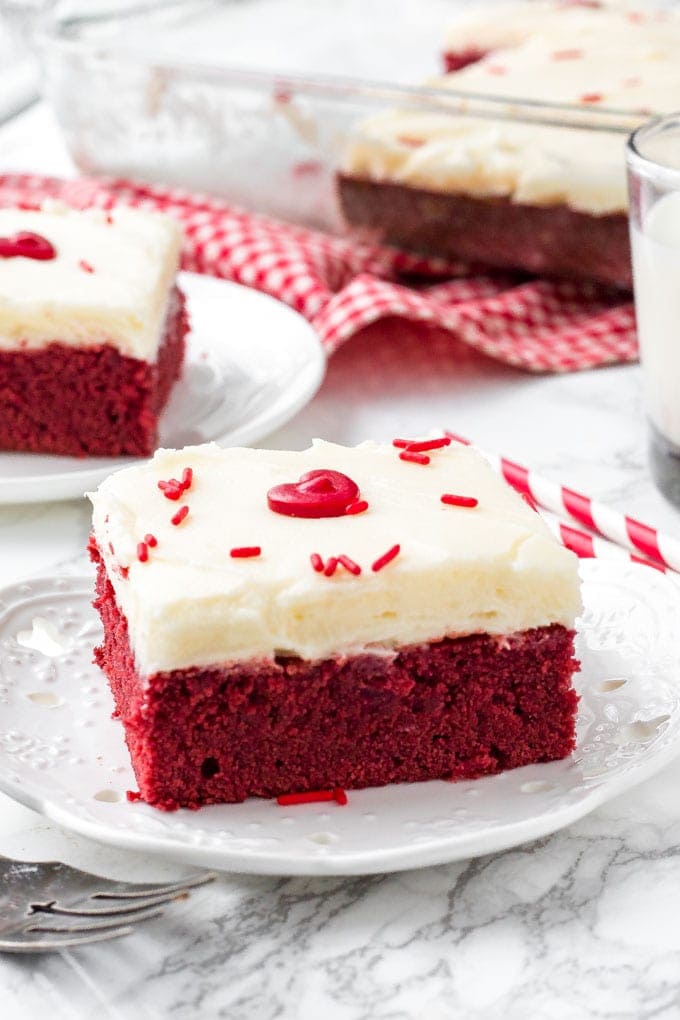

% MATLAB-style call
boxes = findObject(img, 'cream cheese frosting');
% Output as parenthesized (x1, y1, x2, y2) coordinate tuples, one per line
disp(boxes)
(89, 439, 581, 675)
(343, 2, 680, 214)
(0, 204, 182, 359)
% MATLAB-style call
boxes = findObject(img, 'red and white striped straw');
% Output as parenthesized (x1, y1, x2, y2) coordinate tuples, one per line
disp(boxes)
(537, 504, 672, 577)
(445, 431, 680, 576)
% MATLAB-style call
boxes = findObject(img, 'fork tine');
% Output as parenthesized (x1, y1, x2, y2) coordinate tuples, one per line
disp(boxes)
(25, 906, 165, 934)
(91, 871, 217, 900)
(0, 857, 216, 954)
(31, 890, 188, 917)
(0, 928, 134, 953)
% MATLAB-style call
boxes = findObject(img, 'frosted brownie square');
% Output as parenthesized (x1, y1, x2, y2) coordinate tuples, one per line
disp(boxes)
(339, 2, 680, 287)
(0, 203, 186, 456)
(89, 438, 581, 809)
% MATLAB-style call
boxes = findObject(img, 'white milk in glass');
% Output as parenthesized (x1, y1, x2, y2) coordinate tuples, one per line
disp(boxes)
(632, 191, 680, 450)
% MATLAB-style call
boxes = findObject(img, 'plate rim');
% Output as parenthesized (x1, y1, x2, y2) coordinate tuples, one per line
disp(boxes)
(0, 272, 326, 504)
(0, 560, 679, 875)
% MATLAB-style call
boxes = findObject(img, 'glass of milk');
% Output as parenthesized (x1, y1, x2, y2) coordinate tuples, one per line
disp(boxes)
(628, 115, 680, 506)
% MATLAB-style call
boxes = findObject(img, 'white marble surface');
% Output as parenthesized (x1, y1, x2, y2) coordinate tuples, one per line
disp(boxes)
(3, 103, 680, 1020)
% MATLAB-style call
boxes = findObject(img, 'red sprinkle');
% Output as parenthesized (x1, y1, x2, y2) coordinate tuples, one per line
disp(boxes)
(137, 542, 149, 563)
(444, 431, 471, 446)
(372, 544, 400, 573)
(441, 493, 479, 508)
(338, 554, 362, 576)
(399, 450, 430, 465)
(276, 789, 346, 806)
(552, 48, 582, 60)
(126, 790, 142, 803)
(345, 499, 369, 516)
(158, 480, 183, 501)
(144, 533, 158, 547)
(310, 552, 324, 572)
(580, 92, 603, 104)
(78, 259, 94, 273)
(403, 437, 451, 453)
(158, 470, 193, 500)
(392, 438, 413, 449)
(323, 556, 339, 577)
(292, 159, 323, 176)
(171, 505, 189, 526)
(230, 546, 261, 558)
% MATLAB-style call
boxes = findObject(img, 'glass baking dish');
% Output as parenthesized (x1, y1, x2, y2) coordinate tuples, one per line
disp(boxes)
(40, 0, 647, 239)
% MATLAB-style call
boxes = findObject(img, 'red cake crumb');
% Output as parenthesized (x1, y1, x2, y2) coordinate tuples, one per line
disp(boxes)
(0, 287, 188, 457)
(91, 548, 579, 811)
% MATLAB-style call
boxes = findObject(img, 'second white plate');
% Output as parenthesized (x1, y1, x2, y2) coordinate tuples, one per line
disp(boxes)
(0, 272, 325, 503)
(0, 560, 678, 875)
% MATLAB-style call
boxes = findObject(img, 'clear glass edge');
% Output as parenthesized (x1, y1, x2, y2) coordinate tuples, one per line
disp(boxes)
(627, 113, 680, 187)
(38, 3, 651, 135)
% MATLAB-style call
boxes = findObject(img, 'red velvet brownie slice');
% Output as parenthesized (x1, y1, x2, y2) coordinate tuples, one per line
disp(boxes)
(88, 439, 581, 810)
(0, 203, 187, 457)
(339, 2, 680, 288)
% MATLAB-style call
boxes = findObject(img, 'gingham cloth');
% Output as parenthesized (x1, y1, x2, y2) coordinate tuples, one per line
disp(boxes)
(0, 173, 637, 373)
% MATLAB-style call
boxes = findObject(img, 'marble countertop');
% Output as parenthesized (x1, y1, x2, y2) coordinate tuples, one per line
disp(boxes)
(3, 104, 680, 1020)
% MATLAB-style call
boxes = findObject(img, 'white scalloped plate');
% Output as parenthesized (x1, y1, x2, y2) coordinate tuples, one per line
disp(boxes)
(0, 561, 679, 875)
(0, 272, 325, 503)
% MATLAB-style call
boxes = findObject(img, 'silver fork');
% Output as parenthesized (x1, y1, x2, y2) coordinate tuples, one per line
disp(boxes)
(0, 853, 216, 952)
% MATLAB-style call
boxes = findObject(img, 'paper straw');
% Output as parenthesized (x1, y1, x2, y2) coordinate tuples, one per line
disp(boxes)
(445, 431, 680, 575)
(536, 504, 672, 577)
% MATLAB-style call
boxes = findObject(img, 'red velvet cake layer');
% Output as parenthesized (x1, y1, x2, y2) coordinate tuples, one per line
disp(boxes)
(0, 286, 188, 457)
(92, 554, 579, 811)
(338, 175, 632, 289)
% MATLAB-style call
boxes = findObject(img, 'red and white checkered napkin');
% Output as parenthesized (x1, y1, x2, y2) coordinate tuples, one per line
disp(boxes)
(0, 172, 637, 373)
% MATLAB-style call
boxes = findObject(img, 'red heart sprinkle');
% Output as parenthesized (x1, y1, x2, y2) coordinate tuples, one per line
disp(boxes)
(0, 231, 56, 261)
(267, 469, 359, 518)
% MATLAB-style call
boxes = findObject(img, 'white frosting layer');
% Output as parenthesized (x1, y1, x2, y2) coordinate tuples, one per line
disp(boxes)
(0, 204, 182, 359)
(89, 440, 581, 675)
(344, 2, 680, 214)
